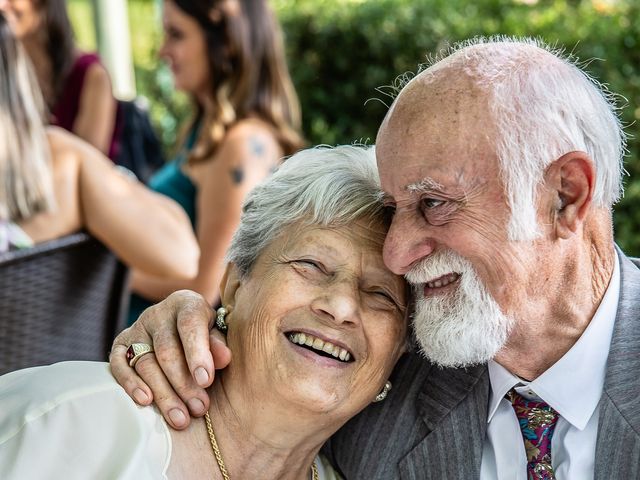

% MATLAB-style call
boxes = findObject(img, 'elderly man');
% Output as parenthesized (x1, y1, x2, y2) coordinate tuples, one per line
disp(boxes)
(111, 37, 639, 479)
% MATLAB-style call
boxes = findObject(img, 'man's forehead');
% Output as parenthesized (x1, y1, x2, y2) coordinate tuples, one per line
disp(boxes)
(378, 97, 492, 162)
(376, 135, 497, 202)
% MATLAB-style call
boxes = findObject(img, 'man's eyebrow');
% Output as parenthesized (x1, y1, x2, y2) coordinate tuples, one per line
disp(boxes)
(406, 177, 446, 194)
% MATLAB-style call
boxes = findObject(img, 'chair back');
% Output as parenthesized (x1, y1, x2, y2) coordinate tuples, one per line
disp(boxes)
(0, 232, 129, 375)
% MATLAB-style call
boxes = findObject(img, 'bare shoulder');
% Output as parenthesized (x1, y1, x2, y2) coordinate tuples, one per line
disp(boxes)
(216, 118, 283, 165)
(83, 61, 112, 91)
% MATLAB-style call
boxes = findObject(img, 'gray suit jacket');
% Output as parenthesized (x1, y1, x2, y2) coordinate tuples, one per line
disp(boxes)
(327, 252, 640, 479)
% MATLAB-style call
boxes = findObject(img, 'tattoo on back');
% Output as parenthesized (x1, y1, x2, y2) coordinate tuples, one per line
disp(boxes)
(249, 136, 266, 157)
(230, 167, 244, 184)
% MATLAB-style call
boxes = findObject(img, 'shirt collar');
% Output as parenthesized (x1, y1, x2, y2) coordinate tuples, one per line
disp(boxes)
(487, 250, 621, 429)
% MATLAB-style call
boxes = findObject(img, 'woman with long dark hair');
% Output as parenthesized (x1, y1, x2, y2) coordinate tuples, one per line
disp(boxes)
(0, 0, 119, 157)
(126, 0, 304, 323)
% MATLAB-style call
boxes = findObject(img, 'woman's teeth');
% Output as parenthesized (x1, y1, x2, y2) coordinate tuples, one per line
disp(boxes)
(288, 332, 352, 362)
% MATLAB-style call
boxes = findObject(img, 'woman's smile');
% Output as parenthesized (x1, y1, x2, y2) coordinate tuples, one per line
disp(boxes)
(287, 331, 353, 362)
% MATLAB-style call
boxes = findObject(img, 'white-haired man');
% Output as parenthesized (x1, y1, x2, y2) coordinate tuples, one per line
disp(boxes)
(111, 38, 640, 479)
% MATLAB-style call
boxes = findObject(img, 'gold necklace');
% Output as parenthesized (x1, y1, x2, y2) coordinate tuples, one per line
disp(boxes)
(204, 412, 319, 480)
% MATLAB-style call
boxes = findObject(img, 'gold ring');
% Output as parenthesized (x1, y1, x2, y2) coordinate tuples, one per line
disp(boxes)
(126, 343, 154, 368)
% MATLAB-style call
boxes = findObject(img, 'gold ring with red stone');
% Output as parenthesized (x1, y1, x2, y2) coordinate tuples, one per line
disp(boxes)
(126, 343, 154, 368)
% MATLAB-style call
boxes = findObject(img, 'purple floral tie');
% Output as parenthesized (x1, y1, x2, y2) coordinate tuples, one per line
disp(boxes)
(508, 389, 559, 480)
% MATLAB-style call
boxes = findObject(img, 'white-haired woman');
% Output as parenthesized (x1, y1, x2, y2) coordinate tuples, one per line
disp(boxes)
(0, 12, 197, 278)
(0, 145, 408, 479)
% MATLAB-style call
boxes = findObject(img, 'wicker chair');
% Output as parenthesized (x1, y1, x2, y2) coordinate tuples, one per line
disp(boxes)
(0, 232, 129, 375)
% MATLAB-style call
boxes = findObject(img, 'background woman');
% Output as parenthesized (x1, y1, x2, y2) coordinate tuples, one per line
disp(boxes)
(0, 146, 407, 479)
(0, 12, 197, 278)
(0, 0, 119, 157)
(127, 0, 304, 323)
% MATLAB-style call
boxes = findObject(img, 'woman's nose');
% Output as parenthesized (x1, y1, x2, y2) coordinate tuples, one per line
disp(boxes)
(310, 281, 361, 326)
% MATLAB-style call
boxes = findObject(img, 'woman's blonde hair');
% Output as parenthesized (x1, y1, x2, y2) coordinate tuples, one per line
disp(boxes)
(0, 13, 54, 222)
(171, 0, 304, 162)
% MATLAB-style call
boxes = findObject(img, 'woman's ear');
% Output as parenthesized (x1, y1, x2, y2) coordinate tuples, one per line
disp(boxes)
(219, 263, 242, 310)
(543, 151, 595, 239)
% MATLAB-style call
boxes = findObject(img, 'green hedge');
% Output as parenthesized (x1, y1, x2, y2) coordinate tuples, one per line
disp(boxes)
(70, 0, 640, 254)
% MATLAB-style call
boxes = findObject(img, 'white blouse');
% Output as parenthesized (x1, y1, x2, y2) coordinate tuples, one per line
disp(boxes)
(0, 361, 340, 479)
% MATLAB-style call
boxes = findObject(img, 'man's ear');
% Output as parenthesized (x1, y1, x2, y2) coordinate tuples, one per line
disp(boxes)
(219, 263, 242, 310)
(544, 151, 595, 239)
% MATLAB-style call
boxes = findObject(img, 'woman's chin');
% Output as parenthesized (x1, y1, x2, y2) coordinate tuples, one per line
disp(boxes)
(268, 336, 371, 416)
(273, 371, 374, 423)
(284, 381, 350, 415)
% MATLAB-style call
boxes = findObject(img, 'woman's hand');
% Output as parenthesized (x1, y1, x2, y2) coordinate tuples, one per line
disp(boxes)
(110, 290, 231, 429)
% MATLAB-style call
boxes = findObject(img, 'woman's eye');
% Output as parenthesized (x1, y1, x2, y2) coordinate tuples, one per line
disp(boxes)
(375, 291, 394, 302)
(300, 259, 319, 268)
(166, 28, 184, 40)
(292, 259, 325, 274)
(368, 290, 398, 308)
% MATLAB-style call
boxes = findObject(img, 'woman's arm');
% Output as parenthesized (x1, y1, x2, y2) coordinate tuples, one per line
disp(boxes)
(131, 120, 283, 304)
(54, 129, 200, 278)
(72, 63, 117, 155)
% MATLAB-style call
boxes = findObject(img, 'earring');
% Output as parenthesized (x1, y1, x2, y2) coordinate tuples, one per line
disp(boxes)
(215, 306, 228, 333)
(373, 380, 392, 402)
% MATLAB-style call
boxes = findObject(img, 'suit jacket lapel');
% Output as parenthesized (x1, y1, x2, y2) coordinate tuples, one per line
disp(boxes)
(399, 363, 490, 480)
(595, 252, 640, 480)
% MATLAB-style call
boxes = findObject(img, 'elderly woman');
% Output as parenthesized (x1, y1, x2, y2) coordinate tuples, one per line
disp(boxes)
(0, 145, 407, 479)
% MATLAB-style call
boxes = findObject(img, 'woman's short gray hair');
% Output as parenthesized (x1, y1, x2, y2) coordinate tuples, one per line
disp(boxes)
(226, 145, 384, 277)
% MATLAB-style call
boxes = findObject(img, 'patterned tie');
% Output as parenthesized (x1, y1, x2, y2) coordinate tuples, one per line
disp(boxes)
(508, 389, 559, 480)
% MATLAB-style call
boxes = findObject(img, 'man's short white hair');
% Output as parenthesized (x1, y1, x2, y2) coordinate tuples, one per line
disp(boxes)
(402, 36, 627, 240)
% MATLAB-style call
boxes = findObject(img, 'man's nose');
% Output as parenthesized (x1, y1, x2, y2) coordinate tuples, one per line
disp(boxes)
(383, 210, 436, 275)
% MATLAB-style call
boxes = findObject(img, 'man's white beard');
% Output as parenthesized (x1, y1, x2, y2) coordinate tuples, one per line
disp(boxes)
(406, 249, 513, 368)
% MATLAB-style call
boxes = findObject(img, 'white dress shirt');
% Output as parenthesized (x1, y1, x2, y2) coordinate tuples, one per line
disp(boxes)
(480, 252, 620, 480)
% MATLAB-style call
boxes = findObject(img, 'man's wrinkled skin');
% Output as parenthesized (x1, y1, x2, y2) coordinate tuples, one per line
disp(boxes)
(110, 290, 228, 428)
